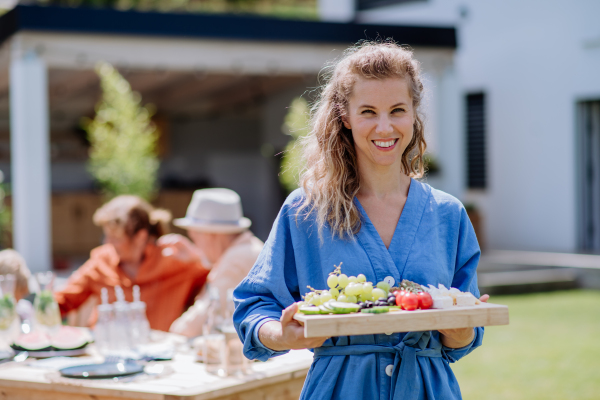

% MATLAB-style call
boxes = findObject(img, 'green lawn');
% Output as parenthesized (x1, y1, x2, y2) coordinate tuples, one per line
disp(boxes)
(452, 290, 600, 400)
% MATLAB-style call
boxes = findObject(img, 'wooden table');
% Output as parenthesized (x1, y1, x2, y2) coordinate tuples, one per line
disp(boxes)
(0, 350, 313, 400)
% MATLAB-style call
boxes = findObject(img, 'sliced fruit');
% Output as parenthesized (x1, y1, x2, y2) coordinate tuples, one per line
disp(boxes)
(318, 305, 334, 314)
(361, 307, 390, 314)
(298, 306, 321, 315)
(328, 301, 361, 314)
(13, 331, 51, 351)
(51, 326, 91, 350)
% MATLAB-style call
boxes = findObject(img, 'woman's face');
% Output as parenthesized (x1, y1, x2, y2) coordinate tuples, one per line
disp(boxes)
(343, 77, 415, 171)
(103, 226, 148, 265)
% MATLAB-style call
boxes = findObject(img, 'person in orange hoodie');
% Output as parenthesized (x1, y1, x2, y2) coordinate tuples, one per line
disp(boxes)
(54, 195, 209, 331)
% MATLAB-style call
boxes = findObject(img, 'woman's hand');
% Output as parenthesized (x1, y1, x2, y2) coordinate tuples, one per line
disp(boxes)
(258, 303, 329, 351)
(438, 294, 489, 348)
(157, 234, 208, 266)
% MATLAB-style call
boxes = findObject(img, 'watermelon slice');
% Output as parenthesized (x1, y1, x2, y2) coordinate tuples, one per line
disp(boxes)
(50, 326, 91, 350)
(13, 331, 51, 351)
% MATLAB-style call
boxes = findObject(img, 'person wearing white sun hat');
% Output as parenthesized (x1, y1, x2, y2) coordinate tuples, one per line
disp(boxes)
(158, 188, 264, 337)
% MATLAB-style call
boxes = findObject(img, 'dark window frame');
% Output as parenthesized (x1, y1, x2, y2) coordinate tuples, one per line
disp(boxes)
(466, 93, 487, 189)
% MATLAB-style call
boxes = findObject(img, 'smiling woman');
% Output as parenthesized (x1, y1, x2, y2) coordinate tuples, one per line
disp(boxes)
(233, 41, 484, 400)
(298, 42, 426, 241)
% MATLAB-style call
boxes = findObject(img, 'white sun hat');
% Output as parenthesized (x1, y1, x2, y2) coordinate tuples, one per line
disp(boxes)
(173, 188, 251, 234)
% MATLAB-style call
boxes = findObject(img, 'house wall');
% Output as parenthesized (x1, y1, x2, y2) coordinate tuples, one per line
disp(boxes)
(357, 0, 600, 252)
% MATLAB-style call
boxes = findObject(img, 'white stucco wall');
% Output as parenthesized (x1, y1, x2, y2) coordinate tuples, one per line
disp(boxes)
(358, 0, 600, 252)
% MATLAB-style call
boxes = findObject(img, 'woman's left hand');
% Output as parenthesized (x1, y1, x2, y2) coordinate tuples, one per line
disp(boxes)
(438, 294, 489, 348)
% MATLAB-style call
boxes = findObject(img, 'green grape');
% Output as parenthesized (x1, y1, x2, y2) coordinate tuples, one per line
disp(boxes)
(376, 281, 390, 293)
(362, 283, 373, 294)
(320, 291, 333, 303)
(346, 295, 358, 304)
(357, 274, 367, 283)
(338, 274, 349, 288)
(346, 283, 361, 296)
(343, 283, 354, 296)
(337, 294, 348, 303)
(348, 276, 357, 284)
(361, 291, 373, 301)
(327, 275, 338, 289)
(310, 294, 322, 306)
(329, 287, 340, 298)
(372, 288, 386, 300)
(304, 292, 315, 301)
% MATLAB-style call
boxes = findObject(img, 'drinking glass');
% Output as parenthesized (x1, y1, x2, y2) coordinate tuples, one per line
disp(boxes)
(0, 274, 17, 347)
(221, 324, 248, 375)
(33, 272, 61, 332)
(202, 333, 226, 376)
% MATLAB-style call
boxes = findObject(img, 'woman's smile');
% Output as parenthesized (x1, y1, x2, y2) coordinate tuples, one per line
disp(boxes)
(373, 138, 399, 150)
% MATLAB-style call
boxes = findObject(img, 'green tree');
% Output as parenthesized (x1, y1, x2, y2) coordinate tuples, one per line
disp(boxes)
(279, 97, 310, 194)
(83, 62, 159, 201)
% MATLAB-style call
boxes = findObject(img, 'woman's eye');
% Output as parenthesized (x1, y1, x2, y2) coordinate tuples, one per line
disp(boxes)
(392, 108, 406, 113)
(361, 109, 375, 114)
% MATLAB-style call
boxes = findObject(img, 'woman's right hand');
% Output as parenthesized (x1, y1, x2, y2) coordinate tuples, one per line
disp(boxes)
(258, 303, 329, 351)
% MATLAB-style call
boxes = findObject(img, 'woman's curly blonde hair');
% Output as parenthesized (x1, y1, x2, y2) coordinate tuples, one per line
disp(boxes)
(298, 41, 427, 239)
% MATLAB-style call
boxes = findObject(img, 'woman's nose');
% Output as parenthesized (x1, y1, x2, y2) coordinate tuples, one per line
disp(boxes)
(375, 115, 393, 135)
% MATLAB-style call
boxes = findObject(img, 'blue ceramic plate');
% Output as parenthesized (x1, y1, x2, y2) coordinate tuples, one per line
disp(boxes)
(59, 361, 144, 379)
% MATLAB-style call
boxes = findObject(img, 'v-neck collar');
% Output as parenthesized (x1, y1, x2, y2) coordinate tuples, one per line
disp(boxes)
(354, 179, 430, 283)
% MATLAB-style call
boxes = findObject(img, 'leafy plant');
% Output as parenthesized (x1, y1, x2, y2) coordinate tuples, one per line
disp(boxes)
(279, 97, 310, 194)
(83, 62, 160, 201)
(0, 171, 11, 249)
(32, 0, 318, 20)
(0, 293, 16, 329)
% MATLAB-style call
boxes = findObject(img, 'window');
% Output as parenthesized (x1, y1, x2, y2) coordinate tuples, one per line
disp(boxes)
(578, 100, 600, 250)
(466, 93, 486, 188)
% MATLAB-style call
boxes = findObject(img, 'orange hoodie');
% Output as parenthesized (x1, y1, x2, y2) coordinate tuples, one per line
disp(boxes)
(55, 243, 209, 331)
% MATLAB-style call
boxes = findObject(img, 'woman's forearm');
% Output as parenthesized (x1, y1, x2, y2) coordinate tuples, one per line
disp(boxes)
(258, 320, 288, 351)
(439, 328, 475, 348)
(257, 304, 329, 352)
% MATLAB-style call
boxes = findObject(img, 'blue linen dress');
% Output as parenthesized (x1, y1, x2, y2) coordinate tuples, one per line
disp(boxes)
(233, 179, 484, 400)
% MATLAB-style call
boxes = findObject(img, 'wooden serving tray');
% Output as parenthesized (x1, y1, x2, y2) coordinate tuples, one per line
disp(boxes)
(293, 302, 509, 338)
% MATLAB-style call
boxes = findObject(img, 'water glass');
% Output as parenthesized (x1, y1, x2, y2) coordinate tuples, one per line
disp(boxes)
(202, 333, 226, 376)
(33, 272, 61, 332)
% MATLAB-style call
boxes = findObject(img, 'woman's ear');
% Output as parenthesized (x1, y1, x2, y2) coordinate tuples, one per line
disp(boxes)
(342, 116, 351, 130)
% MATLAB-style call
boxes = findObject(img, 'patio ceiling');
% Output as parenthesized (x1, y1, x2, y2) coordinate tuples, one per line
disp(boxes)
(0, 68, 307, 121)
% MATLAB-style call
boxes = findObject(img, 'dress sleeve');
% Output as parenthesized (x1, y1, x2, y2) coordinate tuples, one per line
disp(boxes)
(442, 206, 485, 363)
(54, 264, 94, 315)
(233, 199, 301, 362)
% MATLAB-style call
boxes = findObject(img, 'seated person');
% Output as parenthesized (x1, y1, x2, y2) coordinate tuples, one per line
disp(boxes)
(0, 249, 30, 301)
(55, 195, 209, 331)
(158, 188, 263, 338)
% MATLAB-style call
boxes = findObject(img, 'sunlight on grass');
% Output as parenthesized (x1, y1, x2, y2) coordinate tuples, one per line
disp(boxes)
(453, 290, 600, 400)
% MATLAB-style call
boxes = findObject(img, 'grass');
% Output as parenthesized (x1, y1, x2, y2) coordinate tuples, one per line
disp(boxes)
(452, 290, 600, 400)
